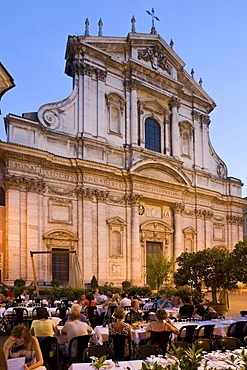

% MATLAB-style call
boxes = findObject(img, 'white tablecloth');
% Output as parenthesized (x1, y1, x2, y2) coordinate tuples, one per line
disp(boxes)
(94, 325, 150, 345)
(69, 360, 143, 370)
(69, 351, 246, 370)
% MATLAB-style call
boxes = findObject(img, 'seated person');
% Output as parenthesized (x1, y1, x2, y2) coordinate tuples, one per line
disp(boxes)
(96, 290, 107, 304)
(30, 307, 60, 337)
(157, 293, 170, 309)
(146, 309, 179, 353)
(178, 296, 194, 319)
(171, 293, 183, 308)
(21, 289, 29, 302)
(3, 324, 45, 369)
(146, 308, 179, 334)
(108, 307, 132, 359)
(60, 311, 92, 355)
(192, 297, 206, 319)
(125, 299, 143, 324)
(67, 303, 86, 322)
(119, 293, 131, 308)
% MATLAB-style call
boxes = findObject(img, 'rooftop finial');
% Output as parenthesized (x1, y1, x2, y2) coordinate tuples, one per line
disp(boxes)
(170, 39, 174, 49)
(131, 15, 136, 33)
(146, 8, 160, 35)
(98, 18, 103, 36)
(199, 77, 203, 87)
(85, 18, 89, 36)
(191, 68, 195, 79)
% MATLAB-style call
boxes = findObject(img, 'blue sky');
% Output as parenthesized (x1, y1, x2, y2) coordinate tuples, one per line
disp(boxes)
(1, 0, 246, 196)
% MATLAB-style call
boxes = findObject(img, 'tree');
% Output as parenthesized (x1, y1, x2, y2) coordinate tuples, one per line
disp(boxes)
(229, 240, 247, 283)
(146, 252, 173, 290)
(174, 247, 237, 304)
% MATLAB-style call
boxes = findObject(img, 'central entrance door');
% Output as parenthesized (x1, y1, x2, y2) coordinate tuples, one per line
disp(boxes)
(146, 241, 162, 287)
(52, 249, 69, 284)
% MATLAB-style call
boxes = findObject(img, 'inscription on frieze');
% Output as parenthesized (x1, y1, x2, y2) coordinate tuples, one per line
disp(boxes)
(8, 161, 41, 174)
(83, 175, 126, 190)
(134, 183, 180, 197)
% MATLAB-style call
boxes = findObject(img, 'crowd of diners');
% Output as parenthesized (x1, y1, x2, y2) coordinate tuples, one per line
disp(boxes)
(0, 287, 222, 369)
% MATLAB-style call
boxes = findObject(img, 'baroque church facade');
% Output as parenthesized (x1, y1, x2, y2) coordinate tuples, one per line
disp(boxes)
(0, 19, 246, 286)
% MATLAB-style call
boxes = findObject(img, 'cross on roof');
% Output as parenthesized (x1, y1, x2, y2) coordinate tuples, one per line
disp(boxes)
(146, 8, 160, 34)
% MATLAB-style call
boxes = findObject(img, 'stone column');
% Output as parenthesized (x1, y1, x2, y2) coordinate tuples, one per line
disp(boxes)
(192, 110, 203, 169)
(164, 112, 171, 156)
(130, 194, 142, 285)
(81, 188, 94, 283)
(82, 63, 94, 136)
(173, 202, 184, 259)
(130, 80, 139, 145)
(169, 96, 181, 159)
(95, 189, 108, 283)
(204, 210, 213, 248)
(96, 68, 107, 138)
(201, 114, 211, 171)
(194, 209, 204, 251)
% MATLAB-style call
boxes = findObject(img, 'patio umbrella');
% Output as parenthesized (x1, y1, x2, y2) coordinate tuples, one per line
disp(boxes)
(69, 254, 82, 288)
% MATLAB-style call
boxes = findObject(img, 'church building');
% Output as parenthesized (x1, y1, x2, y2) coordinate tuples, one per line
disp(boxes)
(0, 18, 246, 286)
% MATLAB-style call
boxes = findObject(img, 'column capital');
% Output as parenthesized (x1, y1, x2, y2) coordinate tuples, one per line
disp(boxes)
(169, 96, 181, 110)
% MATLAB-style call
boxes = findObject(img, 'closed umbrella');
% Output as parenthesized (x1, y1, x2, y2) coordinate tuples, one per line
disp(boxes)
(69, 254, 82, 288)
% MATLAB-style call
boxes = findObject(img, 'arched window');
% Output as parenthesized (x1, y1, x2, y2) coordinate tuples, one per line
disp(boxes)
(0, 188, 5, 206)
(145, 118, 161, 153)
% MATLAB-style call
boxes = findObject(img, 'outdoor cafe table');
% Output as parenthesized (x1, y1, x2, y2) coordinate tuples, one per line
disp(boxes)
(68, 350, 247, 370)
(4, 306, 65, 325)
(94, 317, 247, 344)
(68, 360, 143, 370)
(94, 325, 150, 345)
(173, 317, 247, 337)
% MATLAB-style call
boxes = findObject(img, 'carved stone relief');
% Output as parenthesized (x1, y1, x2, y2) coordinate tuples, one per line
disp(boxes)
(138, 44, 172, 74)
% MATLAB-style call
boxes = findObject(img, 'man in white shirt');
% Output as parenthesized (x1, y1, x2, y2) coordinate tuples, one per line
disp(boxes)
(119, 293, 131, 307)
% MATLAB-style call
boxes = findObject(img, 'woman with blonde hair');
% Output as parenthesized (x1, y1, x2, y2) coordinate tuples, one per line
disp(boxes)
(3, 324, 45, 369)
(108, 307, 132, 359)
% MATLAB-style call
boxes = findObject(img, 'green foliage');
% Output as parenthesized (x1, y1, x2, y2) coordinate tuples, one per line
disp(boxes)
(14, 278, 26, 287)
(174, 248, 237, 304)
(169, 343, 203, 370)
(13, 285, 24, 297)
(141, 361, 178, 370)
(229, 240, 247, 283)
(146, 252, 173, 290)
(128, 286, 152, 297)
(92, 356, 107, 369)
(90, 275, 99, 289)
(51, 279, 61, 287)
(122, 280, 132, 291)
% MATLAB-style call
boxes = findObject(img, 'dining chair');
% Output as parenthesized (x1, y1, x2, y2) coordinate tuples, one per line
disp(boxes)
(104, 305, 116, 323)
(194, 338, 217, 352)
(195, 324, 215, 339)
(83, 344, 113, 362)
(39, 336, 59, 370)
(226, 320, 247, 344)
(220, 336, 242, 350)
(61, 334, 93, 369)
(149, 331, 172, 354)
(55, 307, 70, 325)
(240, 311, 247, 317)
(138, 344, 163, 359)
(12, 307, 29, 327)
(109, 334, 132, 361)
(176, 324, 197, 344)
(32, 306, 44, 319)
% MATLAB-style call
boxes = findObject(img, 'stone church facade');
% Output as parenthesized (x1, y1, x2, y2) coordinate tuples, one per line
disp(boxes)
(0, 22, 246, 286)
